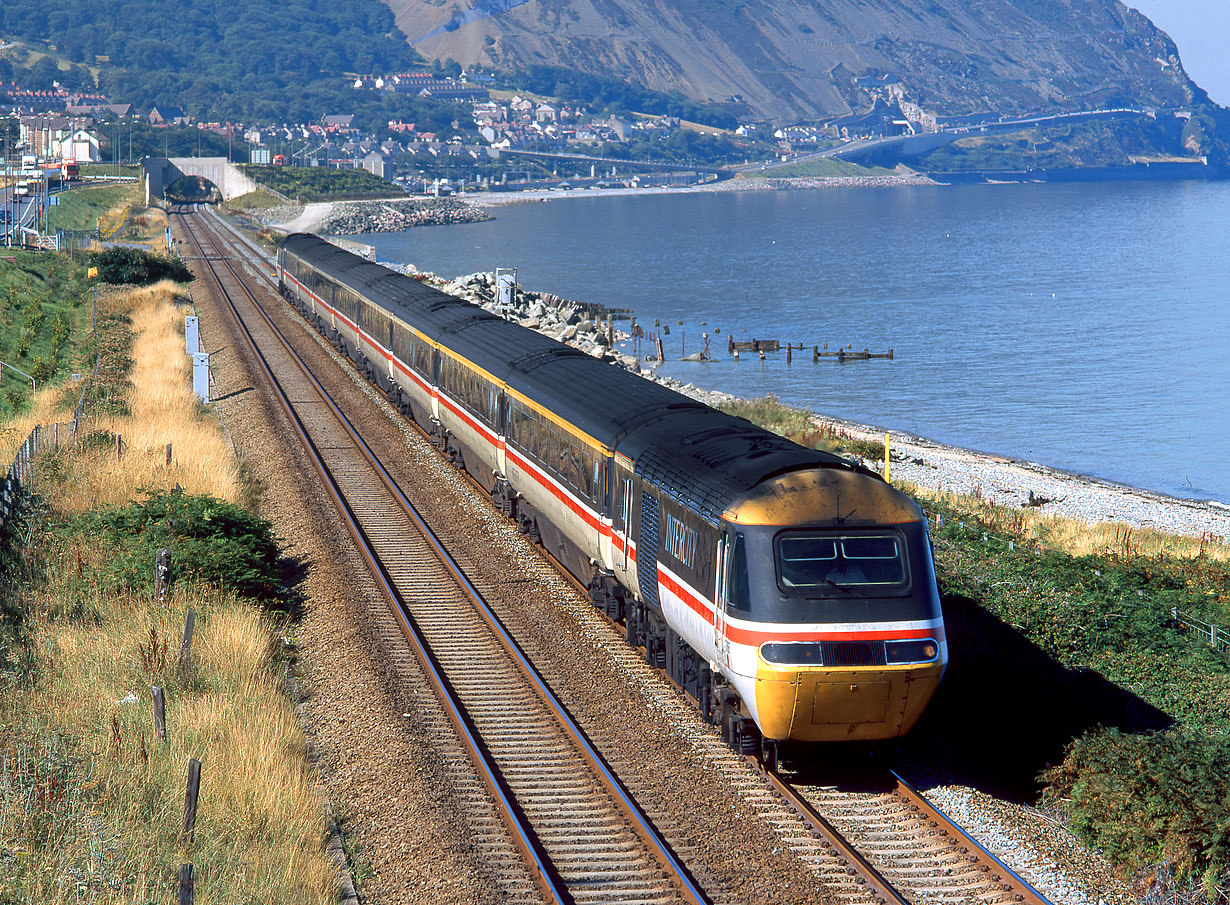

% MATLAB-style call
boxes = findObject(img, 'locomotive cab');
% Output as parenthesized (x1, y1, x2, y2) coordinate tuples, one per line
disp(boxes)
(718, 467, 947, 742)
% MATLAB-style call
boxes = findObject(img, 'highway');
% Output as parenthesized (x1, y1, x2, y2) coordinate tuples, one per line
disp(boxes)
(2, 177, 54, 246)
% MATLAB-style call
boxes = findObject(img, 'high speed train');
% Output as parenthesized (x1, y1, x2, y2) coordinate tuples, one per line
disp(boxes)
(277, 233, 947, 763)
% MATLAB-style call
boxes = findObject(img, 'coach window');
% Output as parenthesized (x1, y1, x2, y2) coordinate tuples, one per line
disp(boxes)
(487, 385, 500, 426)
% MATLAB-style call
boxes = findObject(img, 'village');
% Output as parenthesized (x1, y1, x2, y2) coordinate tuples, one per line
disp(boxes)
(1, 69, 926, 192)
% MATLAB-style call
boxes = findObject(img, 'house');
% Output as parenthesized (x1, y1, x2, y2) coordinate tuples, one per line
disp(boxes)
(361, 151, 389, 179)
(609, 116, 631, 140)
(149, 105, 188, 126)
(61, 128, 101, 163)
(535, 103, 557, 124)
(20, 115, 71, 158)
(64, 102, 132, 120)
(322, 114, 358, 134)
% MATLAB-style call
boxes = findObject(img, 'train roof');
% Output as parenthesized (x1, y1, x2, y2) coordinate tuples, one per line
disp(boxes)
(281, 233, 874, 523)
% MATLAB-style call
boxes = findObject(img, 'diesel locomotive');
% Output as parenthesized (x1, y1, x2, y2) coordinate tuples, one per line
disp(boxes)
(277, 233, 947, 762)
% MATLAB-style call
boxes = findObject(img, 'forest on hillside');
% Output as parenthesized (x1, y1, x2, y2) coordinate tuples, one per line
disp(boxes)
(0, 0, 422, 120)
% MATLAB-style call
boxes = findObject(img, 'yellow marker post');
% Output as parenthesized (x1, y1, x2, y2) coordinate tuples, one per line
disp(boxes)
(884, 433, 890, 482)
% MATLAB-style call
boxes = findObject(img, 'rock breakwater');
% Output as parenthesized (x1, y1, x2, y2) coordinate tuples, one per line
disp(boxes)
(320, 199, 492, 234)
(387, 265, 634, 367)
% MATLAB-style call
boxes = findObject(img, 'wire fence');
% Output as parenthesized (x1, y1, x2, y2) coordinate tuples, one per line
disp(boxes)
(1172, 608, 1228, 656)
(0, 360, 96, 535)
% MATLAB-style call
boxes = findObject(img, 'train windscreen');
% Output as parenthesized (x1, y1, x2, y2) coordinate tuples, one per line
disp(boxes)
(776, 532, 908, 593)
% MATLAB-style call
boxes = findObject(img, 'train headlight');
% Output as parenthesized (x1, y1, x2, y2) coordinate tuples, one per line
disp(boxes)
(760, 642, 825, 665)
(884, 639, 940, 664)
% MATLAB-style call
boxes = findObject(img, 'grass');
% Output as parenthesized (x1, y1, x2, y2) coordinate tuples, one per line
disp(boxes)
(221, 190, 287, 211)
(51, 184, 140, 233)
(0, 253, 91, 421)
(0, 280, 336, 903)
(35, 283, 243, 512)
(241, 165, 398, 202)
(716, 395, 885, 460)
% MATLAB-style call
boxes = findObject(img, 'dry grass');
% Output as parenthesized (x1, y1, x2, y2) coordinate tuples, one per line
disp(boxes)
(34, 282, 242, 513)
(1, 277, 335, 902)
(3, 586, 335, 903)
(906, 482, 1230, 562)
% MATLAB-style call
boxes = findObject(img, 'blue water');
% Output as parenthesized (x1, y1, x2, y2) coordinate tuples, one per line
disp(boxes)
(354, 181, 1230, 503)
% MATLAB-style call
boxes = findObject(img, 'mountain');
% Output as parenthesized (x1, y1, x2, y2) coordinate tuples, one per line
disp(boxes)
(388, 0, 1210, 123)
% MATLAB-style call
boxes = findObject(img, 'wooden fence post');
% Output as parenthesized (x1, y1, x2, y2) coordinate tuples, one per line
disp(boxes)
(155, 549, 171, 602)
(178, 863, 194, 905)
(153, 686, 167, 741)
(179, 608, 196, 672)
(182, 758, 201, 844)
(166, 443, 173, 467)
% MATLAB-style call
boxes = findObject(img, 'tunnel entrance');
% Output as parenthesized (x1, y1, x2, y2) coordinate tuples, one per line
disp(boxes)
(164, 175, 222, 204)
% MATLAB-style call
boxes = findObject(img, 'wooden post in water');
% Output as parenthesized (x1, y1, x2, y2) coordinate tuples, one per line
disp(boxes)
(813, 345, 819, 363)
(152, 686, 167, 741)
(786, 345, 792, 364)
(884, 434, 891, 482)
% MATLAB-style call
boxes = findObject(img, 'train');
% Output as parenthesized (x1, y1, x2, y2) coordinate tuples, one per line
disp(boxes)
(277, 232, 947, 762)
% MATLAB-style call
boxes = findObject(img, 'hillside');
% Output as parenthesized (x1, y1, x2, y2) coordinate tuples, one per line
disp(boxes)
(0, 0, 423, 120)
(389, 0, 1210, 124)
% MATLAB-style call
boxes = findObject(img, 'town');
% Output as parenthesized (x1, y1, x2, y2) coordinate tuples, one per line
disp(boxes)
(1, 67, 949, 197)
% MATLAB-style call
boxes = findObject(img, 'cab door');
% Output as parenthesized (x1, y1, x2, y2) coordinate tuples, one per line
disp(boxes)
(713, 533, 730, 665)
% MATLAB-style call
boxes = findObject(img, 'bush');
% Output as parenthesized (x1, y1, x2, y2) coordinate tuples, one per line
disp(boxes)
(1043, 727, 1230, 891)
(89, 246, 192, 285)
(64, 490, 281, 599)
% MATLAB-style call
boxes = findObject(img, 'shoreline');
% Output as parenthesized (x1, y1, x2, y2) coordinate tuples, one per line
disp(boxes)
(260, 189, 1230, 544)
(265, 172, 936, 233)
(650, 375, 1230, 541)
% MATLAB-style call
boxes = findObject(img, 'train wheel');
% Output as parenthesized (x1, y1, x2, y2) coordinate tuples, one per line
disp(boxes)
(761, 738, 780, 772)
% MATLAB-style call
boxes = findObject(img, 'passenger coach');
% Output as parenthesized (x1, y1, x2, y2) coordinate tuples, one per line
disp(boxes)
(278, 233, 947, 761)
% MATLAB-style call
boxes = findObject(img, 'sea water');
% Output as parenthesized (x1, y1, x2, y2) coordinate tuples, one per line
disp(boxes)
(354, 180, 1230, 503)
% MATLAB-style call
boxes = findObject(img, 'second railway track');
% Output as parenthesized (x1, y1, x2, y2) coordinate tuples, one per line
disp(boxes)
(182, 208, 1060, 905)
(181, 211, 707, 905)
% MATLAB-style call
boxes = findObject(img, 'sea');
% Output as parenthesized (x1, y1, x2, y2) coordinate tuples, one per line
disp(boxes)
(353, 180, 1230, 504)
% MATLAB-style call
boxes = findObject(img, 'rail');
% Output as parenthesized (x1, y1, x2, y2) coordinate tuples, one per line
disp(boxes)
(182, 211, 708, 905)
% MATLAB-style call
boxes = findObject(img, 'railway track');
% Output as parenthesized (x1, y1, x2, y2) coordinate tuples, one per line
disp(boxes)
(180, 211, 707, 905)
(186, 208, 1060, 905)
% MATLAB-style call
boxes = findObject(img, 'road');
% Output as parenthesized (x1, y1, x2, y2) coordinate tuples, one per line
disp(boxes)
(2, 178, 55, 245)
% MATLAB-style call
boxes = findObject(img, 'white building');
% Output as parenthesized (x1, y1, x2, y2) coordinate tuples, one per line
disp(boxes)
(61, 129, 101, 163)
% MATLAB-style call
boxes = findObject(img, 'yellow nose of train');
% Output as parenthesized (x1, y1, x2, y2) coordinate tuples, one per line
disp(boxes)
(754, 652, 945, 742)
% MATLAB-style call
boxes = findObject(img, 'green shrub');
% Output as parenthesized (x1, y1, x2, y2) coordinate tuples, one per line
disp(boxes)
(1043, 727, 1230, 890)
(64, 490, 281, 600)
(89, 247, 192, 285)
